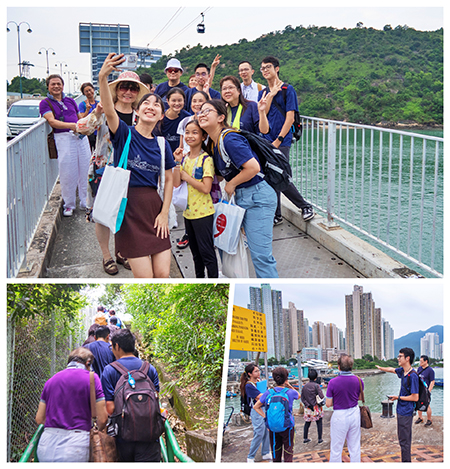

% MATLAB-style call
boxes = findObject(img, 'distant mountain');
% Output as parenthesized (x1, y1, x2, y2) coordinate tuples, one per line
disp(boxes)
(394, 325, 443, 359)
(144, 25, 443, 125)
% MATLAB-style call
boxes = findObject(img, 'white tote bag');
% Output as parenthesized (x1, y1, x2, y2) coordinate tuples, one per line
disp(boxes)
(171, 180, 188, 211)
(92, 130, 131, 234)
(222, 230, 250, 278)
(213, 196, 246, 255)
(156, 137, 178, 229)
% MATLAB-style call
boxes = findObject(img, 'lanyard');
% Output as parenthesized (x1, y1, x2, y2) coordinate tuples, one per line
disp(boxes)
(227, 104, 243, 130)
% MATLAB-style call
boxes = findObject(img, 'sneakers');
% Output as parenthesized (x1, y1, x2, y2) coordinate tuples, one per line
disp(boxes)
(424, 420, 432, 427)
(302, 206, 315, 221)
(177, 233, 189, 249)
(63, 207, 73, 217)
(318, 439, 324, 444)
(262, 453, 272, 461)
(303, 438, 311, 444)
(273, 216, 283, 226)
(247, 458, 255, 463)
(414, 418, 423, 424)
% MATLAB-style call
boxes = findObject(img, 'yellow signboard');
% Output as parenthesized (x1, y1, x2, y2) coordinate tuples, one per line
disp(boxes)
(230, 305, 267, 352)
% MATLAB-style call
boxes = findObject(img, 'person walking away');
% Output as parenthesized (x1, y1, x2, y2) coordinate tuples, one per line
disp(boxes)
(325, 354, 363, 462)
(35, 347, 107, 462)
(415, 355, 435, 427)
(173, 119, 218, 278)
(301, 369, 324, 444)
(84, 325, 115, 378)
(220, 75, 260, 134)
(258, 56, 314, 225)
(39, 75, 91, 217)
(108, 309, 123, 328)
(253, 367, 300, 462)
(240, 364, 271, 463)
(101, 329, 162, 462)
(376, 347, 419, 462)
(198, 99, 278, 278)
(96, 53, 175, 278)
(238, 61, 265, 102)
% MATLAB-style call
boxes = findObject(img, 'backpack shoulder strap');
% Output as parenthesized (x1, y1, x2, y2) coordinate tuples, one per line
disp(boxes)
(110, 361, 128, 376)
(139, 360, 150, 375)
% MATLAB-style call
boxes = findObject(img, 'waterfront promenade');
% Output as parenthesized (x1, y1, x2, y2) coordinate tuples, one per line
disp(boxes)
(221, 411, 443, 463)
(17, 181, 418, 279)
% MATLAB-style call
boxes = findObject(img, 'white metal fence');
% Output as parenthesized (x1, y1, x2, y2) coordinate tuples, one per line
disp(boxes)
(7, 119, 60, 278)
(293, 117, 443, 277)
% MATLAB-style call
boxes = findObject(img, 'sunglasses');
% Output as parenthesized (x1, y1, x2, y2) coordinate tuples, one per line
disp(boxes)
(118, 82, 140, 92)
(167, 68, 181, 74)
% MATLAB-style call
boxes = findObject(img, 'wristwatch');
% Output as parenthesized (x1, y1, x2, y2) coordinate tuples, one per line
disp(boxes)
(277, 135, 284, 143)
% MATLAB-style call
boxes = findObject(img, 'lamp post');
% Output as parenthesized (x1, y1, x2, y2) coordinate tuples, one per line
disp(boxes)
(7, 21, 32, 99)
(38, 47, 56, 75)
(55, 61, 68, 77)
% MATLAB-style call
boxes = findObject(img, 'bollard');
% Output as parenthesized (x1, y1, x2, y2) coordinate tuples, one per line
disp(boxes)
(380, 400, 395, 418)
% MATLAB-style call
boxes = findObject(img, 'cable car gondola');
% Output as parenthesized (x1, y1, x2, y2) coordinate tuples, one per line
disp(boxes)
(197, 13, 205, 33)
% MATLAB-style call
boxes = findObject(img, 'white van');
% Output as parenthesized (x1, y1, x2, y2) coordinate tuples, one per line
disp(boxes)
(7, 99, 42, 138)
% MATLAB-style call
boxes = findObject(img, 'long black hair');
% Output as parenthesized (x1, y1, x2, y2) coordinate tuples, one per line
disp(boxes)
(240, 363, 259, 396)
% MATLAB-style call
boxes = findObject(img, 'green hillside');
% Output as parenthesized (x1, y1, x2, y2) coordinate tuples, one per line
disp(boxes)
(143, 24, 443, 126)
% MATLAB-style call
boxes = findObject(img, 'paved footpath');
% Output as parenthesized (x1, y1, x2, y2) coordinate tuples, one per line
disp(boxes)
(44, 201, 362, 279)
(221, 411, 443, 463)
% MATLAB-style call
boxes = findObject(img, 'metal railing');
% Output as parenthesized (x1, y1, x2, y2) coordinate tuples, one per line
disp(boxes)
(7, 119, 60, 278)
(292, 117, 443, 277)
(18, 421, 194, 463)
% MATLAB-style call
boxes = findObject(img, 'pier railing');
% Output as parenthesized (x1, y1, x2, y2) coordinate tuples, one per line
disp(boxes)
(6, 116, 444, 277)
(293, 117, 443, 277)
(7, 119, 59, 278)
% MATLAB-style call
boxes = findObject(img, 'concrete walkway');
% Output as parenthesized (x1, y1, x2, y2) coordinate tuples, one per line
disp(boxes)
(221, 411, 443, 463)
(42, 187, 362, 279)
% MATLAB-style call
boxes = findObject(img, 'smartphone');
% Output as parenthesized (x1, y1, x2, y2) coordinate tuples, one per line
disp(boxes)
(120, 53, 138, 70)
(386, 395, 393, 400)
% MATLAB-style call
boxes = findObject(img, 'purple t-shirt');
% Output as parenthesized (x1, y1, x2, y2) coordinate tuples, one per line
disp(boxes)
(39, 95, 80, 133)
(326, 373, 362, 410)
(40, 368, 104, 431)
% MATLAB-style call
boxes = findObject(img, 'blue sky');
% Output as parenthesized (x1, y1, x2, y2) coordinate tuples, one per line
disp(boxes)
(232, 280, 443, 339)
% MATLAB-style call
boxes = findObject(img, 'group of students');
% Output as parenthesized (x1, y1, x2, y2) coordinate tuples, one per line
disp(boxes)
(239, 349, 433, 463)
(35, 317, 164, 462)
(40, 51, 315, 279)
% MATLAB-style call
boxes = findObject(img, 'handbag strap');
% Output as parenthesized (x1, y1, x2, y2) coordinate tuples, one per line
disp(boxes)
(90, 371, 98, 429)
(117, 129, 132, 169)
(358, 377, 365, 404)
(157, 136, 166, 194)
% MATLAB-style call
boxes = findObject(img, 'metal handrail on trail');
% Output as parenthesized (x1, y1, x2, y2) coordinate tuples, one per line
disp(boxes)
(18, 420, 193, 462)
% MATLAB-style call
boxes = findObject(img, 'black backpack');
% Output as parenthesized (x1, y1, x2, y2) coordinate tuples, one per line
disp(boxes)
(404, 369, 431, 412)
(217, 128, 293, 192)
(109, 361, 165, 442)
(270, 83, 303, 141)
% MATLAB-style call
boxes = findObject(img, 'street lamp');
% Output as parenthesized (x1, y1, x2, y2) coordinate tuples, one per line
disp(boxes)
(38, 47, 56, 75)
(55, 61, 68, 77)
(7, 21, 32, 99)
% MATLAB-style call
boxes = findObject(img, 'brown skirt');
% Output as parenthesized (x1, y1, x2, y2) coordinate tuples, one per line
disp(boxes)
(115, 186, 171, 259)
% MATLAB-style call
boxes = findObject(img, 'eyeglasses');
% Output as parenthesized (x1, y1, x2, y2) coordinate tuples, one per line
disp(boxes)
(221, 86, 237, 92)
(118, 82, 140, 92)
(167, 68, 181, 74)
(197, 108, 217, 117)
(239, 67, 251, 73)
(195, 72, 208, 77)
(260, 64, 274, 72)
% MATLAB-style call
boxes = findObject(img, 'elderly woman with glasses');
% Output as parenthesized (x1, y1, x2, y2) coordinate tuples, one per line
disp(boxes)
(88, 71, 148, 276)
(220, 75, 260, 134)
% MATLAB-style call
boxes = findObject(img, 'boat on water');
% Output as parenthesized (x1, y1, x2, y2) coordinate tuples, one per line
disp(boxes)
(434, 379, 443, 387)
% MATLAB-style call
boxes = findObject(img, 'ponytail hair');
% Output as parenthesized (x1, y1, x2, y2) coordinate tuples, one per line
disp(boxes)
(240, 363, 258, 396)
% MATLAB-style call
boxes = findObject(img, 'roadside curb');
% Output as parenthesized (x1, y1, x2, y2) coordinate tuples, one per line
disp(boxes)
(280, 196, 422, 278)
(17, 182, 63, 279)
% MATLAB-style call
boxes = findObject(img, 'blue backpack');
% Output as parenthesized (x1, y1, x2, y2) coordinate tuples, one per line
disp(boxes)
(264, 388, 292, 433)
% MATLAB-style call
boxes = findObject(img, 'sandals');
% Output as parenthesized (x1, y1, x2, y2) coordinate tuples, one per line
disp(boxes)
(103, 258, 118, 275)
(116, 253, 131, 270)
